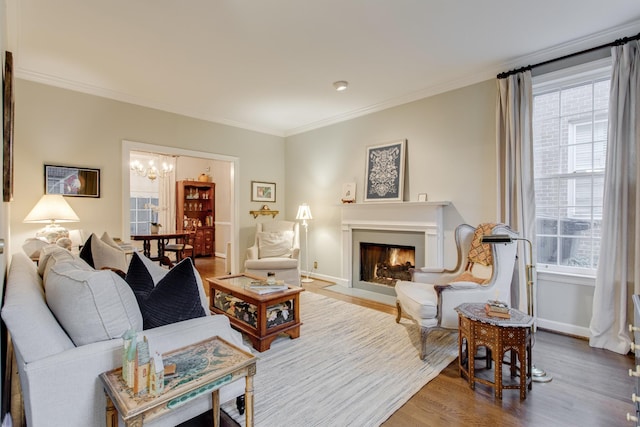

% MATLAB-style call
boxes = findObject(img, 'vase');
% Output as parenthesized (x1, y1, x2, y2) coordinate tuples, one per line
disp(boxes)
(150, 225, 160, 234)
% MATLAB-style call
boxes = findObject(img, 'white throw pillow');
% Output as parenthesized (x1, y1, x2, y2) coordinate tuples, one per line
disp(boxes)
(22, 237, 49, 259)
(100, 232, 121, 250)
(90, 233, 129, 272)
(46, 264, 143, 346)
(257, 230, 294, 258)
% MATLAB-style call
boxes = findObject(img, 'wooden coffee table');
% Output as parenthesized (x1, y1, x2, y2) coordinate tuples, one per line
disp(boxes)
(207, 273, 303, 352)
(100, 336, 256, 427)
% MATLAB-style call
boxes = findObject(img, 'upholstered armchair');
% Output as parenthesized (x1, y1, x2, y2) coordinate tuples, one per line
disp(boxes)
(244, 220, 301, 286)
(395, 223, 518, 359)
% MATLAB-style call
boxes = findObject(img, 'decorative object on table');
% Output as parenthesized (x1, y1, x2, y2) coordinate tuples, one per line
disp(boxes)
(130, 158, 173, 182)
(485, 299, 511, 319)
(149, 351, 165, 397)
(134, 337, 150, 396)
(341, 182, 356, 203)
(480, 233, 552, 383)
(197, 173, 210, 182)
(122, 329, 137, 388)
(251, 180, 276, 202)
(296, 203, 313, 283)
(249, 204, 279, 218)
(3, 51, 14, 202)
(364, 139, 406, 202)
(45, 164, 100, 197)
(418, 193, 428, 202)
(150, 223, 161, 234)
(23, 194, 80, 243)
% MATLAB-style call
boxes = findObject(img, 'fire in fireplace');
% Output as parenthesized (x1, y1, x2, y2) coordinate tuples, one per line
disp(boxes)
(359, 242, 415, 286)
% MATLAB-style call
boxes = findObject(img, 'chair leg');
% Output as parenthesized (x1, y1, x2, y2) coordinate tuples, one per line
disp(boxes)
(420, 326, 435, 360)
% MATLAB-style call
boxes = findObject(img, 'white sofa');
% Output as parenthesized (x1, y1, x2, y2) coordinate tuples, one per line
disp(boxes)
(1, 250, 251, 427)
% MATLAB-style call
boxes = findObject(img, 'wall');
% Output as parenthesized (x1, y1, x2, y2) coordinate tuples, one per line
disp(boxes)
(285, 80, 498, 280)
(12, 79, 285, 268)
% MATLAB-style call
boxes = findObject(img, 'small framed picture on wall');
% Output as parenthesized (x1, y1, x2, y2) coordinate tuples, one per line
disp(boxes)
(251, 181, 276, 202)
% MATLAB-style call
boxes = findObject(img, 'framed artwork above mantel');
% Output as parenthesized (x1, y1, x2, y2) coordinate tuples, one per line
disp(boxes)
(364, 139, 406, 202)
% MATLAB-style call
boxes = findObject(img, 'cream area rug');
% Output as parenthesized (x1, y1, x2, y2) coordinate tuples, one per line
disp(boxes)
(221, 291, 458, 426)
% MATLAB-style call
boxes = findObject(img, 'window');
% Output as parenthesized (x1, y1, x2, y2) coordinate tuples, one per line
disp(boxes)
(532, 59, 610, 275)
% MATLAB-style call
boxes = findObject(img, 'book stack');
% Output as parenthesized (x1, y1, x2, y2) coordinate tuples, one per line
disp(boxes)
(248, 281, 288, 295)
(485, 300, 510, 319)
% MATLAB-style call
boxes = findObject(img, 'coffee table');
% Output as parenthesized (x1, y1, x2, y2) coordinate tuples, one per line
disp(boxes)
(100, 336, 256, 426)
(207, 273, 303, 352)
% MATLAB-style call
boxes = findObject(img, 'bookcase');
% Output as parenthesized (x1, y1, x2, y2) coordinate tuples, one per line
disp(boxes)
(176, 180, 215, 256)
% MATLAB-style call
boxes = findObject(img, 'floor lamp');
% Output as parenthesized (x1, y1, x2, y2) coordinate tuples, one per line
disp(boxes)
(481, 234, 553, 383)
(296, 203, 313, 284)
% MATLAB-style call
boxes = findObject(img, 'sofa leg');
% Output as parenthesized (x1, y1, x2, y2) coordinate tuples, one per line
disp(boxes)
(395, 301, 402, 323)
(236, 395, 245, 415)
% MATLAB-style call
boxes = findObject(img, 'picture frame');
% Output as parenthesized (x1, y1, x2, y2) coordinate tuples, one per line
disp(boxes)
(364, 139, 406, 202)
(341, 182, 356, 203)
(251, 181, 276, 202)
(45, 164, 101, 197)
(3, 51, 14, 202)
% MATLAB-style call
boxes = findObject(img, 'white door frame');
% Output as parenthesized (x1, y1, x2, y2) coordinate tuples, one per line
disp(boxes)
(121, 140, 240, 273)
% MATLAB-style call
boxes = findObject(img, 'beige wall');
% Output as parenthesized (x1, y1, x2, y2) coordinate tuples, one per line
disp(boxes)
(285, 79, 498, 280)
(12, 79, 285, 267)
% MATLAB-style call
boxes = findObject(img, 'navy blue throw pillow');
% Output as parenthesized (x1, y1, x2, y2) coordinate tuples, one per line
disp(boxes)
(78, 234, 94, 268)
(125, 252, 206, 329)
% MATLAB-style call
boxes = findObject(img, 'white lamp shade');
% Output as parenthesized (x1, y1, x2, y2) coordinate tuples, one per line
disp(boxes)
(24, 195, 80, 223)
(295, 204, 312, 221)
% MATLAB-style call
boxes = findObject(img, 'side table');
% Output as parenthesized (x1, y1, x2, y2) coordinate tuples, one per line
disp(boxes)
(100, 336, 256, 426)
(455, 303, 533, 399)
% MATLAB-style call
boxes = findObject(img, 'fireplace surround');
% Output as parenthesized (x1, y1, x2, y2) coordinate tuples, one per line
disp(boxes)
(340, 201, 450, 293)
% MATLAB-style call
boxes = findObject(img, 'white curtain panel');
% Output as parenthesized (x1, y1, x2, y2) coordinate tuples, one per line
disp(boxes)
(590, 40, 640, 354)
(496, 71, 536, 314)
(158, 155, 177, 233)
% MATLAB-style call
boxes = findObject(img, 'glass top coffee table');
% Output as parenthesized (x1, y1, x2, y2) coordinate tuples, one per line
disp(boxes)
(207, 273, 303, 352)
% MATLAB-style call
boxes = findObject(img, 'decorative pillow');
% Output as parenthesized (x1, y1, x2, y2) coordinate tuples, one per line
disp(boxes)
(100, 232, 121, 250)
(22, 237, 49, 259)
(80, 233, 128, 273)
(125, 253, 206, 329)
(45, 264, 143, 346)
(38, 245, 89, 280)
(257, 230, 294, 258)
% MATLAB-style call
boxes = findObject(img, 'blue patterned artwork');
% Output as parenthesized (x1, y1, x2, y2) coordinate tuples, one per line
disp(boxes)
(365, 140, 406, 202)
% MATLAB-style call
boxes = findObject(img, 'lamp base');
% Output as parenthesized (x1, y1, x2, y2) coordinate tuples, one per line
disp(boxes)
(36, 224, 69, 244)
(532, 365, 553, 383)
(301, 278, 314, 283)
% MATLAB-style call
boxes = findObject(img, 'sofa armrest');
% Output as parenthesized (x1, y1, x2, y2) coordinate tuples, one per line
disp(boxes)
(246, 245, 258, 261)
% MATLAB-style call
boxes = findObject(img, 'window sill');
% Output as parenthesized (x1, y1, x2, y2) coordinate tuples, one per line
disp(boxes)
(536, 269, 596, 287)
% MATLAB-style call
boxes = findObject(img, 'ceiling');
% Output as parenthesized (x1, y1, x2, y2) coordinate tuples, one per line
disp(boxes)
(7, 1, 640, 137)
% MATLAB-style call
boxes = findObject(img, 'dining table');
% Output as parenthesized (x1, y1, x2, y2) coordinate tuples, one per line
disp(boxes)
(131, 231, 189, 266)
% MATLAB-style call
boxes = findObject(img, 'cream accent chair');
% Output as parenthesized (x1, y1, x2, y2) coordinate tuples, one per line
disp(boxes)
(244, 220, 301, 286)
(395, 223, 518, 359)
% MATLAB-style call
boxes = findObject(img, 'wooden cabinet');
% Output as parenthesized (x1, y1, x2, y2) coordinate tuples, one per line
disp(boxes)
(176, 180, 215, 257)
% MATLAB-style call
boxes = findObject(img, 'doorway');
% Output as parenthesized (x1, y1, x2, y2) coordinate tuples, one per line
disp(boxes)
(122, 140, 240, 273)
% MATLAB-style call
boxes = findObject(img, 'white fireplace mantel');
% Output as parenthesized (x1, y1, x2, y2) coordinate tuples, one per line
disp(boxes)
(340, 201, 450, 288)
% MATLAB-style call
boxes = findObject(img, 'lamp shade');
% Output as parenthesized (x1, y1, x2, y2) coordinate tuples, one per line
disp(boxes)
(24, 195, 80, 223)
(295, 204, 312, 221)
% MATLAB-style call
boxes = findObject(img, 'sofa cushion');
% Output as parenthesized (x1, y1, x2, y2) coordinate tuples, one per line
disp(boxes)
(45, 264, 143, 346)
(125, 254, 206, 329)
(257, 230, 294, 258)
(38, 245, 92, 284)
(79, 233, 128, 272)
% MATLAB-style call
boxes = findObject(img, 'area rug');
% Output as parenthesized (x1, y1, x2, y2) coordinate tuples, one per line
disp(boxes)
(221, 291, 458, 426)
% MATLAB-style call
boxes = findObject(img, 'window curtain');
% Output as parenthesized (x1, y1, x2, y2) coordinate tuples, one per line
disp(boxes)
(589, 40, 640, 354)
(157, 155, 177, 233)
(496, 71, 536, 313)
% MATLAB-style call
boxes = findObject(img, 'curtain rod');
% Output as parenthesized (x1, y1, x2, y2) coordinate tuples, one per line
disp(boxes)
(497, 32, 640, 79)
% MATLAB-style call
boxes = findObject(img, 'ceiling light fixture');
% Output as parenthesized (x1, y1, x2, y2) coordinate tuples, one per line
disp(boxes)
(333, 81, 348, 91)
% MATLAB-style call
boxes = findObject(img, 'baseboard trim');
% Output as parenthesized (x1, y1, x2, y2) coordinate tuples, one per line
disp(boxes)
(537, 318, 590, 338)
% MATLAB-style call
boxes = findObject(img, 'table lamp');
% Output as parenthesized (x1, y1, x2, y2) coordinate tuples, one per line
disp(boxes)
(24, 194, 80, 243)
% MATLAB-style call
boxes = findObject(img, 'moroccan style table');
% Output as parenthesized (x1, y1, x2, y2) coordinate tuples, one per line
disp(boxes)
(207, 273, 303, 352)
(100, 336, 256, 427)
(455, 303, 534, 399)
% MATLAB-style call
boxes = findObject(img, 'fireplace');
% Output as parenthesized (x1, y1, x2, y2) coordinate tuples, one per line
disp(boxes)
(340, 201, 449, 294)
(359, 242, 415, 286)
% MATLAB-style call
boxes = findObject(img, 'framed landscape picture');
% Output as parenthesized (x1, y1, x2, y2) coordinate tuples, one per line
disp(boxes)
(364, 139, 406, 202)
(251, 181, 276, 202)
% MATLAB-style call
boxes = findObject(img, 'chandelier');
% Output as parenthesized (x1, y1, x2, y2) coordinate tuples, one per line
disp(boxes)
(130, 159, 174, 181)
